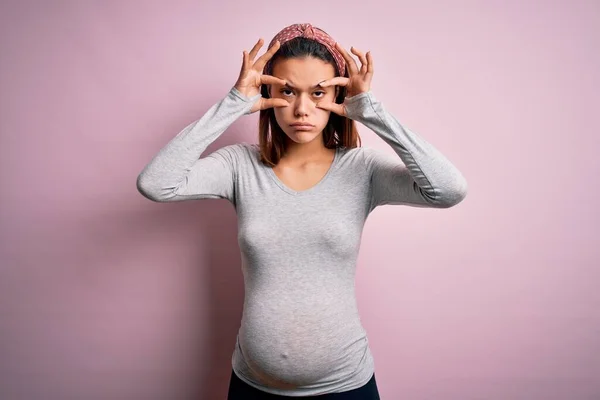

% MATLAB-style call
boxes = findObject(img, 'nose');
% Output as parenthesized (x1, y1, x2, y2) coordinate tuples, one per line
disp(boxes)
(294, 93, 314, 116)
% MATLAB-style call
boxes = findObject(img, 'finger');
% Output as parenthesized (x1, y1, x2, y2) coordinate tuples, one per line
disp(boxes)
(316, 101, 346, 116)
(335, 42, 359, 75)
(260, 74, 287, 86)
(240, 50, 248, 73)
(351, 47, 368, 75)
(248, 38, 264, 62)
(366, 51, 374, 76)
(254, 40, 281, 70)
(261, 98, 289, 110)
(318, 77, 349, 88)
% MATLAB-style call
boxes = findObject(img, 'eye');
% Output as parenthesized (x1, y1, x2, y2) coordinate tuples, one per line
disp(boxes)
(279, 89, 327, 97)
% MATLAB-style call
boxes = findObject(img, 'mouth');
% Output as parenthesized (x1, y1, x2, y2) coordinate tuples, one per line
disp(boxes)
(290, 125, 314, 130)
(290, 123, 314, 128)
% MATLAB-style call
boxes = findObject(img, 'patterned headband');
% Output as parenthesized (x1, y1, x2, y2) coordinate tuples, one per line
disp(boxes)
(263, 23, 346, 77)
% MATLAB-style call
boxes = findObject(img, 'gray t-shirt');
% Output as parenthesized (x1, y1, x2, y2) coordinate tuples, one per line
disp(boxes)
(137, 86, 468, 396)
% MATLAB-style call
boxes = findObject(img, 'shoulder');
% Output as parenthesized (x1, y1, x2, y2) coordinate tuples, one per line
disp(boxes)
(211, 142, 256, 158)
(238, 142, 260, 161)
(203, 143, 257, 173)
(214, 142, 262, 169)
(355, 146, 404, 169)
(338, 145, 389, 168)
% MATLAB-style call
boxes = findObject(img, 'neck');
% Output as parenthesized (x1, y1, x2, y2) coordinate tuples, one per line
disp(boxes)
(282, 134, 334, 165)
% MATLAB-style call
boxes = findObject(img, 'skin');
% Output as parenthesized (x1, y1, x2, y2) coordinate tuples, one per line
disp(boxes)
(268, 56, 339, 164)
(234, 38, 374, 186)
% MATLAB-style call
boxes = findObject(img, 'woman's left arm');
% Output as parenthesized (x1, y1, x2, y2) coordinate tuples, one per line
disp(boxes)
(318, 44, 467, 211)
(345, 90, 468, 210)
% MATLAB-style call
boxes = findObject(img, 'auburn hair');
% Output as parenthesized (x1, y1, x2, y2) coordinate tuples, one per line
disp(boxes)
(257, 37, 361, 167)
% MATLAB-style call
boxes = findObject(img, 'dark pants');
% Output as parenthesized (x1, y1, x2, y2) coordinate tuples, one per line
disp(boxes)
(227, 369, 381, 399)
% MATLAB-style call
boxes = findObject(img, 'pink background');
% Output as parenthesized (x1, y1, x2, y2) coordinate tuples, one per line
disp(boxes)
(1, 1, 598, 399)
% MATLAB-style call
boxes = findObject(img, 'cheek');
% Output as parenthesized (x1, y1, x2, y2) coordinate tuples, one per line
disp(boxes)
(273, 106, 289, 119)
(273, 107, 291, 128)
(316, 109, 331, 125)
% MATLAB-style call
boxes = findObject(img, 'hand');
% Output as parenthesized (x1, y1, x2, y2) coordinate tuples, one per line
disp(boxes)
(234, 38, 289, 114)
(316, 43, 374, 117)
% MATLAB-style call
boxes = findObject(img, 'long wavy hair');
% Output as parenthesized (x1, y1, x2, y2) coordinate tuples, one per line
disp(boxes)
(258, 36, 361, 167)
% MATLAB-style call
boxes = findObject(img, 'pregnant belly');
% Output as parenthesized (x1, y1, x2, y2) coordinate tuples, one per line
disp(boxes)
(237, 294, 366, 387)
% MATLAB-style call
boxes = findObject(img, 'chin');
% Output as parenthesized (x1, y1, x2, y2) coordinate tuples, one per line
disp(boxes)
(284, 130, 322, 144)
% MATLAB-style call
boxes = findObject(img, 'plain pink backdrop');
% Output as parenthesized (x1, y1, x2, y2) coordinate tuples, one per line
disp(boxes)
(1, 0, 598, 399)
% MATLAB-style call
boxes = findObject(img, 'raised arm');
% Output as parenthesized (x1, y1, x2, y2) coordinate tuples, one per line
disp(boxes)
(136, 38, 288, 203)
(345, 91, 468, 211)
(136, 87, 260, 203)
(316, 44, 468, 212)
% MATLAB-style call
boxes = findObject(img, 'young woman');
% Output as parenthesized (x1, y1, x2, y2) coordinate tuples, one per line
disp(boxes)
(137, 23, 467, 399)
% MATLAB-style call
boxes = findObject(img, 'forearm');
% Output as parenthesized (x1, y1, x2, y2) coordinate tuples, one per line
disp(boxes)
(136, 87, 260, 201)
(345, 91, 468, 207)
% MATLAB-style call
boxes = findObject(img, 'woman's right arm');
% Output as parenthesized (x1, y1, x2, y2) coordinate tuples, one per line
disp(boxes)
(136, 87, 260, 203)
(136, 38, 287, 203)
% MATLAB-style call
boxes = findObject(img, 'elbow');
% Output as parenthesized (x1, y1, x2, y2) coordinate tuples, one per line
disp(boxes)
(136, 173, 166, 202)
(436, 175, 468, 208)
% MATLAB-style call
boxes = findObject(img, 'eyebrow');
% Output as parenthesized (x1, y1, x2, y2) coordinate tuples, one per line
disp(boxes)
(283, 81, 326, 90)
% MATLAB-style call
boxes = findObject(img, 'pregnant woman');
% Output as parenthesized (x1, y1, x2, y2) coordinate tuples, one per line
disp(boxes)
(137, 22, 468, 399)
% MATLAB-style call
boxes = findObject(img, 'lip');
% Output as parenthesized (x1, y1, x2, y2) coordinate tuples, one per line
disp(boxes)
(290, 123, 314, 127)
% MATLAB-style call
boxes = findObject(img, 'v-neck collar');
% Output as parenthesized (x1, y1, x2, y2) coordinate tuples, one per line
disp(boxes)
(265, 147, 341, 196)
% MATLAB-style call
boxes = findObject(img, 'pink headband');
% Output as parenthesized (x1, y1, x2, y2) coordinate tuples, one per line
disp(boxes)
(264, 23, 346, 77)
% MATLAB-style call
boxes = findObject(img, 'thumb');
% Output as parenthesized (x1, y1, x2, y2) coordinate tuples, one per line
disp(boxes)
(261, 98, 289, 110)
(316, 101, 346, 117)
(250, 98, 289, 113)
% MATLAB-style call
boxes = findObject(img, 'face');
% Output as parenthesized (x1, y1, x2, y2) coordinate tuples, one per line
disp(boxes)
(268, 57, 339, 147)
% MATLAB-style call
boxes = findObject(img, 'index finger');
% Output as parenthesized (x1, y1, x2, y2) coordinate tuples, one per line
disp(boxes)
(318, 77, 349, 88)
(260, 74, 287, 86)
